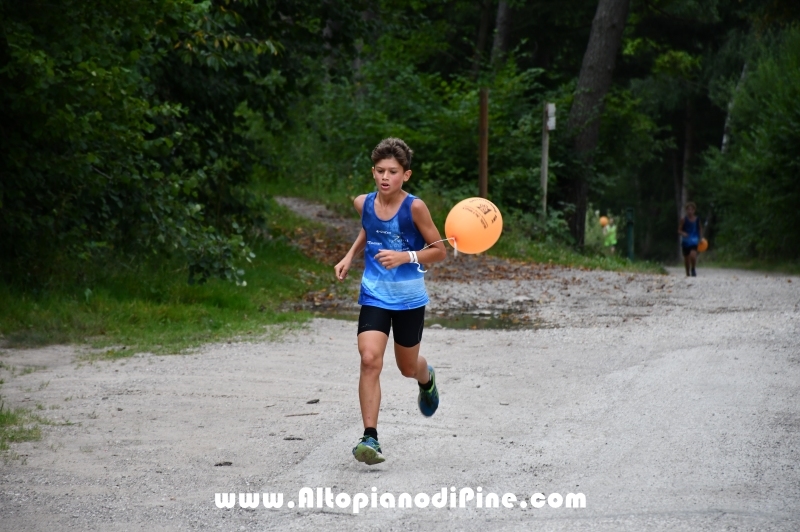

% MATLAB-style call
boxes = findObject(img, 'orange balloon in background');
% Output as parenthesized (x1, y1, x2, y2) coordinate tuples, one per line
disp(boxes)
(599, 216, 609, 227)
(698, 238, 708, 253)
(444, 198, 503, 254)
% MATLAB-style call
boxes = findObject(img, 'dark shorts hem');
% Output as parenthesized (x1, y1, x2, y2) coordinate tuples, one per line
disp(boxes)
(682, 245, 698, 257)
(357, 305, 426, 348)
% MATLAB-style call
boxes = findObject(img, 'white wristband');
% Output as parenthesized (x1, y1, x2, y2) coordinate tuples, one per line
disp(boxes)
(407, 251, 415, 264)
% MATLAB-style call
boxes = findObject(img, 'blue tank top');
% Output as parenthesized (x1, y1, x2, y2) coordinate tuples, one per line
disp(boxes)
(682, 217, 700, 246)
(359, 192, 429, 310)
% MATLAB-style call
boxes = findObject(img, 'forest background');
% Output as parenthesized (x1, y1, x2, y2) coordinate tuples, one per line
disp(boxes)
(1, 0, 799, 350)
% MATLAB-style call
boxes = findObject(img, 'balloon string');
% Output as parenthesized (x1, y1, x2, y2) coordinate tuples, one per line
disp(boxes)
(414, 237, 457, 274)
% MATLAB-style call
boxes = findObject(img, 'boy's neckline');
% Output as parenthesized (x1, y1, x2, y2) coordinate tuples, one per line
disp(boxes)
(372, 191, 409, 222)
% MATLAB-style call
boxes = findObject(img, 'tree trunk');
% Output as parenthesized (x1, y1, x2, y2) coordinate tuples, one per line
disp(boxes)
(472, 0, 492, 78)
(704, 64, 745, 245)
(491, 1, 512, 66)
(479, 88, 489, 198)
(644, 205, 655, 257)
(565, 0, 630, 247)
(721, 63, 747, 153)
(673, 149, 683, 260)
(681, 100, 692, 210)
(673, 100, 693, 260)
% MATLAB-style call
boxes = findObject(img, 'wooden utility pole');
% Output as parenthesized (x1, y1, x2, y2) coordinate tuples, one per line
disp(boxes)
(479, 88, 489, 198)
(541, 103, 555, 221)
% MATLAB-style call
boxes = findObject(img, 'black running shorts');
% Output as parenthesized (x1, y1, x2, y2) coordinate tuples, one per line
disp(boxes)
(357, 305, 426, 348)
(682, 244, 698, 257)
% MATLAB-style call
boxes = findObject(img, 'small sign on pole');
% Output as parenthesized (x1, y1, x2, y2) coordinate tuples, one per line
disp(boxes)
(540, 102, 555, 221)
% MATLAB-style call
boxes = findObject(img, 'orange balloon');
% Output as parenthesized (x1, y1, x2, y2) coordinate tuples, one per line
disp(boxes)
(444, 198, 503, 254)
(698, 238, 708, 253)
(599, 216, 609, 227)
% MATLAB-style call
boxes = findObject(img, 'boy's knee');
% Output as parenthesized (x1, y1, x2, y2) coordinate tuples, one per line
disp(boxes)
(397, 361, 417, 378)
(359, 350, 383, 372)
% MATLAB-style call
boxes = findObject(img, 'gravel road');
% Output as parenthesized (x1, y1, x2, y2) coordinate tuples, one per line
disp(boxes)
(1, 198, 798, 531)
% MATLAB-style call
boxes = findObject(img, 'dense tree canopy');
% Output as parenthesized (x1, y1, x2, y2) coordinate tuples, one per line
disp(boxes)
(0, 0, 366, 283)
(1, 0, 797, 284)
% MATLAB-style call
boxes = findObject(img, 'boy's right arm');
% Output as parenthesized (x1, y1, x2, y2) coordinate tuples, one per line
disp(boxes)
(353, 194, 366, 216)
(334, 195, 368, 281)
(678, 217, 686, 237)
(335, 228, 366, 281)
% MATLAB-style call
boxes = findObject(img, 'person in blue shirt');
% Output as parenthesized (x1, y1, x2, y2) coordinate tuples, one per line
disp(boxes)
(678, 201, 703, 277)
(334, 138, 447, 465)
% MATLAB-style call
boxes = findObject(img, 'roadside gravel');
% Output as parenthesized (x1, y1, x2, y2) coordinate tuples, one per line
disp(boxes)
(0, 198, 797, 531)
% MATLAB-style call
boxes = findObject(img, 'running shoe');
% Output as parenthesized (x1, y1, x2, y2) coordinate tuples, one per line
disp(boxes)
(352, 436, 385, 465)
(691, 268, 697, 277)
(418, 365, 439, 417)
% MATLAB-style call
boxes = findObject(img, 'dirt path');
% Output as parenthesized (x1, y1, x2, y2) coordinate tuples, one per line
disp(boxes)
(1, 199, 799, 531)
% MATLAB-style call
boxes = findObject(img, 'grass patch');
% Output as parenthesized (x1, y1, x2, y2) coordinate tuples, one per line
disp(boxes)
(490, 232, 666, 274)
(0, 400, 42, 451)
(19, 365, 47, 376)
(0, 200, 333, 353)
(77, 347, 137, 363)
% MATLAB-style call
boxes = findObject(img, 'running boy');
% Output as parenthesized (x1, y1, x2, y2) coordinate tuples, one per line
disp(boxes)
(679, 201, 703, 277)
(334, 138, 447, 465)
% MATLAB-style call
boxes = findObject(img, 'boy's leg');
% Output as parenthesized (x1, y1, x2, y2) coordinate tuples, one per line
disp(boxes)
(353, 310, 390, 466)
(391, 306, 430, 383)
(391, 306, 439, 416)
(357, 305, 392, 432)
(689, 249, 698, 275)
(683, 250, 691, 276)
(395, 342, 439, 417)
(394, 342, 430, 383)
(358, 330, 389, 429)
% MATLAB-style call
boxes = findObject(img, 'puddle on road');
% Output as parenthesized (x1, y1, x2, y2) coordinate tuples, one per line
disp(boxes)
(426, 311, 545, 330)
(311, 309, 554, 330)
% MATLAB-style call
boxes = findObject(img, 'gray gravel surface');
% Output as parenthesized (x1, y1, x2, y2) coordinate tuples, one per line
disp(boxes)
(1, 202, 799, 531)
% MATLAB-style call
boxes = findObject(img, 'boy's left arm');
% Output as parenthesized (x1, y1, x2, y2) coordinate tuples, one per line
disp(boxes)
(411, 199, 447, 264)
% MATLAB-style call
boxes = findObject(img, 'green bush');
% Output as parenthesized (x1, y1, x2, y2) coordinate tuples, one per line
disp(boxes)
(261, 52, 585, 244)
(0, 0, 367, 285)
(700, 28, 800, 260)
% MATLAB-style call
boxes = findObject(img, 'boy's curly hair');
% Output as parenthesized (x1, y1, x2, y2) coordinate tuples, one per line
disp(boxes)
(685, 201, 697, 210)
(371, 138, 413, 171)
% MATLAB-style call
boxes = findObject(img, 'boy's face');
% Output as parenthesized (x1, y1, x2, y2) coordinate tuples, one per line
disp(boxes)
(372, 157, 411, 195)
(686, 205, 696, 216)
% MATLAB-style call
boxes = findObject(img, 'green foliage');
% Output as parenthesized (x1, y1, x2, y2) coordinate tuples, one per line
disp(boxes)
(263, 48, 582, 242)
(2, 0, 795, 282)
(0, 0, 368, 285)
(700, 27, 800, 260)
(0, 201, 332, 351)
(584, 208, 607, 254)
(0, 1, 260, 284)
